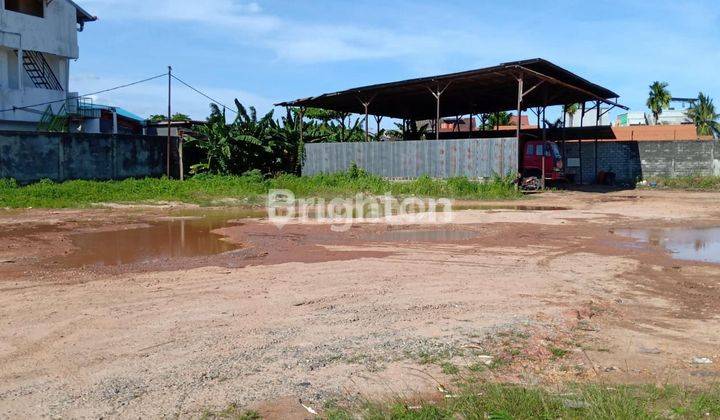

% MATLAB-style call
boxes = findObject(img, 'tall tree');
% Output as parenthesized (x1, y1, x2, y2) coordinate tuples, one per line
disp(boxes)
(148, 113, 191, 122)
(646, 81, 672, 124)
(171, 113, 191, 121)
(687, 92, 720, 137)
(487, 112, 512, 129)
(563, 103, 580, 126)
(478, 113, 490, 130)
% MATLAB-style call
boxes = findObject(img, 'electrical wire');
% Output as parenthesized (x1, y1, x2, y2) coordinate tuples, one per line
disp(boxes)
(171, 74, 237, 114)
(0, 73, 168, 114)
(2, 70, 239, 118)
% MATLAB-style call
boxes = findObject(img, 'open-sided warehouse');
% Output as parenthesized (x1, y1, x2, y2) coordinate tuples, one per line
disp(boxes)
(278, 58, 636, 184)
(278, 59, 720, 184)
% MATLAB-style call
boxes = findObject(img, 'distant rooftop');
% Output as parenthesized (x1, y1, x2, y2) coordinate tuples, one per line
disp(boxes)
(80, 104, 144, 121)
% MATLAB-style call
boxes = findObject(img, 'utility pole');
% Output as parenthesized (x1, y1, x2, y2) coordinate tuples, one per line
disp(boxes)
(166, 66, 172, 178)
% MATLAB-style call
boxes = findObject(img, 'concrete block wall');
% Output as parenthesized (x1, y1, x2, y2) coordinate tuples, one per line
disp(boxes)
(563, 140, 717, 184)
(0, 131, 177, 184)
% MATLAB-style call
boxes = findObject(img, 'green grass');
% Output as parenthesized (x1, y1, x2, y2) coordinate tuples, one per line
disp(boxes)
(641, 176, 720, 191)
(440, 362, 459, 375)
(0, 170, 521, 209)
(325, 383, 720, 420)
(201, 404, 260, 420)
(549, 346, 570, 359)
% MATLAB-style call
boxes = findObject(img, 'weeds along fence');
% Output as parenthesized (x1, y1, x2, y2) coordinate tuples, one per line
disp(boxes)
(302, 138, 519, 179)
(0, 131, 180, 184)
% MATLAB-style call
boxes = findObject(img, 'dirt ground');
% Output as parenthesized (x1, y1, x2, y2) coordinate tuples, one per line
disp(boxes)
(1, 189, 720, 418)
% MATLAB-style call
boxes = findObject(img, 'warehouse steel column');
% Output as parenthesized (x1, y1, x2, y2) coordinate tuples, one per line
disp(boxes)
(579, 102, 585, 184)
(516, 75, 523, 142)
(357, 94, 376, 142)
(429, 83, 451, 140)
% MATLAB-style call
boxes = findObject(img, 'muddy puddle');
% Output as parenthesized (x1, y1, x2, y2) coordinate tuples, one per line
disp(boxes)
(59, 218, 242, 267)
(614, 227, 720, 264)
(27, 203, 564, 268)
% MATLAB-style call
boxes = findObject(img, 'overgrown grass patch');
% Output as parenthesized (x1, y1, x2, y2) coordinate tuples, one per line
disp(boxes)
(325, 383, 720, 420)
(642, 175, 720, 191)
(0, 170, 521, 209)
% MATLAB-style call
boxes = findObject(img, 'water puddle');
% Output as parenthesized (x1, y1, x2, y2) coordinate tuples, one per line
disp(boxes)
(367, 229, 480, 243)
(614, 227, 720, 264)
(31, 203, 566, 268)
(62, 216, 242, 268)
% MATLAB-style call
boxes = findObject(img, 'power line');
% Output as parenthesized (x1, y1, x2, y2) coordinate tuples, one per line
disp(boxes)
(171, 74, 237, 114)
(0, 73, 168, 114)
(2, 70, 239, 119)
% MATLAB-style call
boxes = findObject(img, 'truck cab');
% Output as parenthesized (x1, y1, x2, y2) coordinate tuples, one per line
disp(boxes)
(520, 140, 564, 190)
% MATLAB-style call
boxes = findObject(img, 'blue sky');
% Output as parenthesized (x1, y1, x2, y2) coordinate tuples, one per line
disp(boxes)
(72, 0, 720, 123)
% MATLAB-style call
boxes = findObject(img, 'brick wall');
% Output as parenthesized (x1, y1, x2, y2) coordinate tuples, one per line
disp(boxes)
(562, 140, 717, 185)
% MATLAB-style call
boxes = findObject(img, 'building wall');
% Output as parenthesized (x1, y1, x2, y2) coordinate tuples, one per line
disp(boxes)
(0, 0, 82, 126)
(303, 138, 518, 179)
(565, 107, 611, 127)
(0, 86, 67, 125)
(0, 131, 178, 183)
(0, 0, 80, 58)
(563, 140, 717, 184)
(610, 125, 708, 141)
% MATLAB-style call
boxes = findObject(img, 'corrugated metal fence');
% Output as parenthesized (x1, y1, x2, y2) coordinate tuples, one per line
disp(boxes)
(303, 137, 518, 179)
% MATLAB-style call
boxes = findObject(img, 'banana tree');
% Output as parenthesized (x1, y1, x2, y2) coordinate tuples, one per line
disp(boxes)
(273, 108, 326, 174)
(187, 101, 276, 175)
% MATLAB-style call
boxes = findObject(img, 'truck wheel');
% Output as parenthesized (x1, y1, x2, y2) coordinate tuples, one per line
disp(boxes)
(521, 176, 542, 191)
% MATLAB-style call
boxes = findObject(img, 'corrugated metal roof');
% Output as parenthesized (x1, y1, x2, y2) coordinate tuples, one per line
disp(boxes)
(277, 58, 626, 120)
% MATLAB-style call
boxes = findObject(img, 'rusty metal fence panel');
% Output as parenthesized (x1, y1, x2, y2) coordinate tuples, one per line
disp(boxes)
(302, 137, 518, 179)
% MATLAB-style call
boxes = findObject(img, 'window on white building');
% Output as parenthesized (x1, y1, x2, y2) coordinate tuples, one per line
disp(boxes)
(4, 0, 44, 18)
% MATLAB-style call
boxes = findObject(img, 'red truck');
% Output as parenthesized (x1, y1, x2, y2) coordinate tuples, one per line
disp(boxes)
(518, 140, 565, 190)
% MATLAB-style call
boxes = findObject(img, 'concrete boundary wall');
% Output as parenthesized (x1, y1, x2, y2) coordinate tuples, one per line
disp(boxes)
(564, 140, 719, 184)
(0, 131, 177, 184)
(303, 138, 518, 179)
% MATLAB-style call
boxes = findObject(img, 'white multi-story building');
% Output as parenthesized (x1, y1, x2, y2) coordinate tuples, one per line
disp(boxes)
(0, 0, 95, 130)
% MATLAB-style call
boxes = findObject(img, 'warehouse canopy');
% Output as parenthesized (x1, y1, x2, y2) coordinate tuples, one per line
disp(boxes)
(276, 58, 626, 120)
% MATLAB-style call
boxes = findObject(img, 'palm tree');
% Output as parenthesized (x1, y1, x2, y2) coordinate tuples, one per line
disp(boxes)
(563, 103, 580, 127)
(647, 81, 672, 125)
(687, 92, 720, 137)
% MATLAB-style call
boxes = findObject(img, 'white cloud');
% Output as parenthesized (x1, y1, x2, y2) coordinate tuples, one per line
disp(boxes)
(80, 0, 278, 31)
(77, 0, 472, 64)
